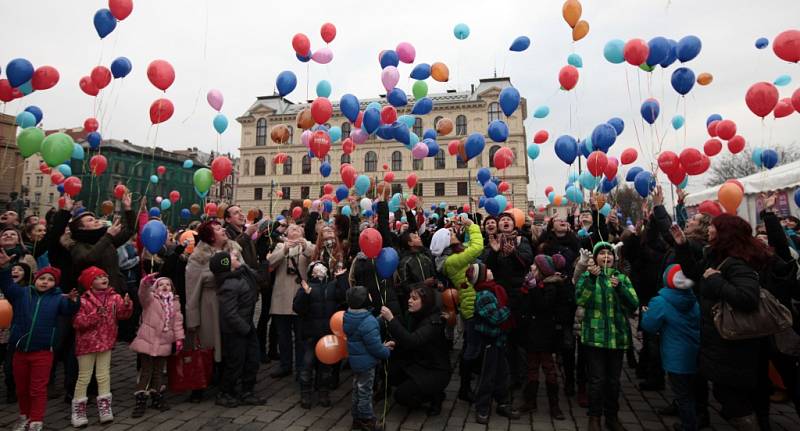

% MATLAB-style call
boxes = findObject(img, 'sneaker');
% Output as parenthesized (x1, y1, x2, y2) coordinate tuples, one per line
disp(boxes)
(11, 415, 29, 431)
(475, 412, 490, 424)
(215, 392, 240, 408)
(496, 404, 521, 419)
(71, 397, 89, 428)
(239, 392, 266, 406)
(97, 394, 114, 424)
(658, 400, 679, 416)
(27, 422, 43, 431)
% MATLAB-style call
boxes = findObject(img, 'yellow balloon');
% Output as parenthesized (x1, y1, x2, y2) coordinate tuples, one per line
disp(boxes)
(431, 62, 449, 82)
(562, 0, 582, 28)
(303, 199, 312, 209)
(697, 72, 713, 86)
(572, 20, 590, 42)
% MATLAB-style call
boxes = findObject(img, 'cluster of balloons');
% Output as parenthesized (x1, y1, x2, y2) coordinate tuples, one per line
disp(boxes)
(93, 0, 133, 39)
(147, 60, 175, 124)
(1, 59, 60, 102)
(206, 89, 228, 134)
(475, 168, 510, 216)
(292, 23, 338, 65)
(562, 0, 589, 42)
(316, 311, 348, 365)
(705, 114, 748, 156)
(604, 35, 701, 73)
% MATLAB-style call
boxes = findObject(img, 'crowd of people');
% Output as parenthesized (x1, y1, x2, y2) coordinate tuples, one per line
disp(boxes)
(0, 184, 798, 431)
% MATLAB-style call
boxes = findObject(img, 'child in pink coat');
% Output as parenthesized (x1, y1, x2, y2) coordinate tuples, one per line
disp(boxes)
(71, 266, 133, 428)
(130, 273, 184, 417)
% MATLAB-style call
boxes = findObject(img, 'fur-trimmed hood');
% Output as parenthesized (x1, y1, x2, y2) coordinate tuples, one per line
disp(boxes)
(187, 240, 242, 267)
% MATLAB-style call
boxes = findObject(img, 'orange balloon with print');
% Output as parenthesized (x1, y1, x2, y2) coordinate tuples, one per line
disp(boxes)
(572, 20, 590, 42)
(315, 334, 346, 365)
(431, 62, 449, 82)
(717, 183, 743, 214)
(436, 118, 454, 136)
(0, 299, 11, 329)
(179, 230, 197, 254)
(562, 0, 582, 28)
(101, 200, 114, 216)
(509, 207, 525, 228)
(330, 310, 345, 337)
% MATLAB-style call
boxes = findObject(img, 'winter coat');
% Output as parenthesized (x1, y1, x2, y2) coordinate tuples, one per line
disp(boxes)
(350, 252, 402, 318)
(293, 274, 348, 340)
(73, 288, 133, 356)
(343, 308, 391, 373)
(485, 234, 535, 314)
(217, 266, 260, 336)
(185, 239, 242, 362)
(575, 269, 639, 349)
(441, 223, 483, 319)
(387, 311, 451, 396)
(159, 244, 188, 316)
(48, 209, 75, 292)
(0, 269, 79, 352)
(641, 287, 700, 374)
(70, 210, 135, 294)
(521, 274, 571, 352)
(267, 240, 314, 315)
(397, 248, 436, 296)
(130, 276, 185, 357)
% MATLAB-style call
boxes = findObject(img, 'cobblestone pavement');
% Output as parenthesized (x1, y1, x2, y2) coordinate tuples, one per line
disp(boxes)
(1, 344, 798, 431)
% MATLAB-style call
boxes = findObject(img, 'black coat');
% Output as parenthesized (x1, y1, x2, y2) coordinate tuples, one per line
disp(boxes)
(521, 275, 572, 352)
(216, 266, 260, 336)
(292, 274, 348, 340)
(387, 311, 451, 396)
(397, 249, 436, 295)
(485, 235, 535, 312)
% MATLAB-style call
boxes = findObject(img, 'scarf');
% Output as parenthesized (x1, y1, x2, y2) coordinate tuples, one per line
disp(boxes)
(71, 226, 109, 244)
(156, 290, 175, 332)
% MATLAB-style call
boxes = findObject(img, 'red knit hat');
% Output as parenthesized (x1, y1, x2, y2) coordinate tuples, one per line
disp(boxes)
(78, 266, 108, 291)
(34, 267, 61, 286)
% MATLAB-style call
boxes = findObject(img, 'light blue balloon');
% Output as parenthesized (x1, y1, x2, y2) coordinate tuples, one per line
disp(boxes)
(388, 194, 401, 212)
(15, 111, 36, 128)
(566, 186, 583, 204)
(57, 164, 72, 177)
(599, 203, 612, 217)
(671, 114, 685, 130)
(72, 143, 85, 160)
(533, 105, 550, 119)
(328, 126, 342, 143)
(341, 205, 352, 217)
(547, 191, 556, 202)
(526, 144, 540, 160)
(398, 114, 415, 129)
(355, 175, 370, 196)
(567, 53, 583, 68)
(751, 148, 764, 168)
(568, 172, 579, 184)
(454, 23, 470, 40)
(183, 159, 193, 169)
(213, 114, 228, 134)
(408, 132, 419, 149)
(774, 74, 792, 87)
(18, 80, 33, 96)
(316, 80, 332, 98)
(678, 176, 688, 190)
(579, 171, 598, 189)
(160, 199, 171, 211)
(367, 102, 382, 112)
(604, 39, 626, 64)
(150, 175, 159, 184)
(495, 195, 507, 213)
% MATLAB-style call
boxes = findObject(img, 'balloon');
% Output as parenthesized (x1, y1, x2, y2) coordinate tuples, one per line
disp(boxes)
(110, 185, 127, 200)
(773, 30, 800, 63)
(566, 54, 584, 69)
(392, 41, 416, 64)
(57, 164, 72, 177)
(149, 175, 160, 184)
(533, 105, 550, 119)
(380, 66, 400, 92)
(605, 117, 624, 136)
(269, 124, 289, 144)
(90, 66, 111, 90)
(169, 191, 180, 204)
(559, 65, 579, 91)
(423, 139, 439, 158)
(604, 157, 619, 180)
(5, 58, 33, 89)
(50, 170, 66, 186)
(15, 112, 35, 129)
(669, 115, 685, 130)
(290, 206, 303, 221)
(774, 74, 792, 87)
(603, 39, 626, 64)
(722, 135, 745, 155)
(521, 143, 540, 161)
(454, 23, 470, 40)
(794, 89, 800, 113)
(462, 133, 485, 161)
(159, 199, 172, 211)
(359, 228, 383, 258)
(318, 22, 337, 44)
(756, 37, 769, 49)
(436, 118, 454, 136)
(79, 76, 99, 96)
(310, 131, 331, 159)
(315, 335, 347, 365)
(312, 48, 334, 65)
(146, 60, 175, 92)
(276, 71, 297, 96)
(624, 166, 644, 183)
(141, 220, 168, 254)
(379, 50, 399, 69)
(745, 82, 779, 118)
(775, 98, 795, 119)
(718, 183, 743, 214)
(656, 151, 679, 175)
(431, 62, 449, 82)
(183, 159, 193, 169)
(17, 127, 45, 158)
(311, 97, 333, 124)
(624, 39, 649, 66)
(376, 247, 399, 279)
(93, 8, 116, 38)
(209, 156, 233, 183)
(380, 106, 397, 125)
(335, 95, 359, 123)
(335, 185, 349, 202)
(697, 72, 713, 86)
(591, 123, 617, 152)
(646, 37, 670, 66)
(326, 126, 342, 143)
(149, 98, 174, 124)
(495, 195, 508, 213)
(671, 67, 695, 95)
(212, 114, 228, 134)
(498, 87, 520, 117)
(318, 161, 332, 177)
(488, 120, 509, 143)
(406, 173, 418, 189)
(31, 66, 59, 91)
(640, 98, 660, 124)
(795, 190, 800, 209)
(714, 120, 736, 140)
(493, 147, 514, 170)
(676, 36, 702, 62)
(40, 133, 74, 167)
(354, 174, 371, 196)
(634, 171, 655, 198)
(341, 166, 357, 189)
(509, 36, 531, 52)
(552, 135, 577, 165)
(193, 168, 213, 193)
(762, 149, 779, 169)
(587, 151, 608, 176)
(572, 21, 589, 42)
(110, 57, 132, 79)
(206, 89, 224, 111)
(385, 87, 407, 107)
(409, 142, 427, 160)
(750, 148, 765, 168)
(411, 97, 433, 115)
(292, 33, 311, 56)
(619, 148, 637, 165)
(530, 130, 548, 145)
(408, 64, 432, 82)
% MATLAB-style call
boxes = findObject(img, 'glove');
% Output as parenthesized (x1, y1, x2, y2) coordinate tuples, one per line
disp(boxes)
(578, 249, 592, 265)
(175, 339, 184, 352)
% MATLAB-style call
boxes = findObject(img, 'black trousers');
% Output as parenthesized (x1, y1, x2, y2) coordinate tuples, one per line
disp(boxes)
(220, 330, 260, 396)
(638, 331, 664, 385)
(299, 338, 331, 393)
(272, 315, 303, 372)
(475, 343, 511, 416)
(585, 346, 624, 418)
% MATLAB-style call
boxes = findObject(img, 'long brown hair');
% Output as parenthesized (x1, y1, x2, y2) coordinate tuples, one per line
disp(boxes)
(313, 225, 344, 270)
(711, 214, 772, 270)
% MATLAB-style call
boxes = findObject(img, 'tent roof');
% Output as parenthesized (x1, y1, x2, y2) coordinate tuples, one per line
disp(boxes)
(685, 159, 800, 206)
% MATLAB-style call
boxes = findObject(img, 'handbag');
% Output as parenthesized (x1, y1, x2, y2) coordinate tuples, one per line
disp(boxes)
(167, 338, 214, 393)
(712, 259, 793, 341)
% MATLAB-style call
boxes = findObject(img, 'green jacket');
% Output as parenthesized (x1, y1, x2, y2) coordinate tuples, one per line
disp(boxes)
(443, 224, 483, 320)
(575, 269, 639, 350)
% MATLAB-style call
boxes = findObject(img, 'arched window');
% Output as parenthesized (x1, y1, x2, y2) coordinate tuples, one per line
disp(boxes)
(488, 102, 502, 124)
(341, 122, 351, 138)
(341, 154, 351, 166)
(433, 116, 443, 130)
(391, 151, 402, 171)
(435, 149, 446, 169)
(302, 155, 311, 174)
(254, 157, 266, 175)
(413, 158, 423, 170)
(283, 156, 293, 175)
(243, 159, 250, 176)
(287, 125, 294, 145)
(413, 118, 423, 137)
(256, 118, 267, 146)
(365, 151, 377, 172)
(456, 115, 467, 135)
(488, 145, 501, 168)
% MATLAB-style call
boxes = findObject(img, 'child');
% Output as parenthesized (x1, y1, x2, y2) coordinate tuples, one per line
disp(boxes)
(641, 265, 701, 431)
(71, 266, 133, 427)
(2, 262, 30, 403)
(0, 250, 79, 431)
(293, 260, 348, 409)
(575, 242, 639, 431)
(519, 254, 570, 420)
(343, 285, 394, 431)
(466, 263, 520, 424)
(129, 273, 185, 417)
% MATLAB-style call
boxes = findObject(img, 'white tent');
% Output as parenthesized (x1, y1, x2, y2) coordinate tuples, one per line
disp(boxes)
(684, 159, 800, 226)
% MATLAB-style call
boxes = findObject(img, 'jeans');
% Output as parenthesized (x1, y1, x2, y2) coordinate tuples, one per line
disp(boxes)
(475, 343, 511, 416)
(527, 352, 558, 384)
(352, 369, 376, 421)
(272, 315, 303, 373)
(220, 330, 260, 396)
(639, 331, 664, 385)
(136, 355, 167, 392)
(585, 346, 624, 418)
(299, 338, 331, 393)
(669, 372, 697, 431)
(13, 351, 53, 422)
(74, 350, 112, 399)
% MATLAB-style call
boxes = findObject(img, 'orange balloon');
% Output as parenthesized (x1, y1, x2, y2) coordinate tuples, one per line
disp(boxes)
(271, 124, 290, 144)
(509, 207, 525, 229)
(247, 209, 258, 222)
(100, 200, 114, 216)
(315, 334, 347, 365)
(179, 230, 197, 254)
(572, 20, 590, 42)
(190, 203, 200, 215)
(446, 310, 457, 327)
(562, 0, 582, 28)
(0, 299, 12, 329)
(375, 181, 390, 200)
(553, 195, 563, 206)
(216, 204, 227, 219)
(330, 310, 345, 337)
(595, 194, 606, 209)
(296, 108, 314, 130)
(436, 118, 454, 136)
(697, 72, 713, 86)
(442, 288, 459, 311)
(431, 62, 449, 82)
(717, 183, 743, 214)
(303, 199, 312, 209)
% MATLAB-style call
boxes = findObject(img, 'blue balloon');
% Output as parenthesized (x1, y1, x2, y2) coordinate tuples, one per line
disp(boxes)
(56, 184, 64, 193)
(392, 122, 410, 145)
(410, 63, 431, 80)
(87, 132, 102, 150)
(24, 106, 43, 125)
(762, 149, 779, 169)
(93, 9, 117, 39)
(323, 200, 333, 213)
(509, 36, 531, 52)
(276, 71, 297, 96)
(646, 37, 671, 66)
(579, 171, 598, 189)
(477, 167, 491, 185)
(296, 52, 311, 63)
(148, 208, 161, 218)
(498, 87, 520, 117)
(341, 205, 352, 217)
(464, 133, 485, 161)
(424, 138, 439, 157)
(526, 144, 540, 160)
(379, 50, 399, 69)
(533, 105, 550, 119)
(484, 197, 500, 216)
(603, 39, 626, 64)
(328, 126, 342, 142)
(355, 175, 370, 196)
(387, 88, 407, 107)
(591, 124, 617, 152)
(454, 23, 470, 40)
(706, 114, 723, 126)
(795, 190, 800, 208)
(72, 143, 85, 160)
(6, 58, 34, 88)
(180, 208, 190, 219)
(676, 35, 702, 62)
(555, 135, 578, 165)
(376, 247, 399, 279)
(150, 175, 159, 184)
(142, 220, 168, 254)
(659, 39, 678, 68)
(600, 176, 619, 193)
(483, 181, 498, 198)
(755, 37, 769, 50)
(398, 114, 415, 129)
(567, 53, 583, 68)
(774, 74, 792, 87)
(422, 128, 437, 141)
(376, 124, 394, 140)
(15, 112, 36, 129)
(671, 67, 695, 95)
(411, 97, 433, 115)
(363, 108, 381, 134)
(315, 80, 332, 98)
(110, 57, 132, 79)
(366, 102, 382, 113)
(488, 120, 509, 142)
(183, 159, 194, 169)
(213, 114, 228, 134)
(495, 195, 507, 213)
(478, 196, 486, 208)
(161, 200, 171, 211)
(640, 99, 660, 125)
(320, 161, 332, 177)
(340, 94, 360, 122)
(57, 164, 72, 177)
(607, 117, 624, 135)
(634, 171, 655, 198)
(626, 166, 644, 182)
(336, 185, 349, 201)
(672, 115, 685, 130)
(751, 148, 764, 168)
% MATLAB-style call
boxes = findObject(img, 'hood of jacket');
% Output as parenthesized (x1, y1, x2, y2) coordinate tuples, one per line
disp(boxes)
(188, 240, 242, 267)
(343, 308, 370, 336)
(658, 287, 697, 312)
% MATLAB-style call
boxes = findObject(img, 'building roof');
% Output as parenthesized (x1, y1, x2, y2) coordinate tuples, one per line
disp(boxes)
(77, 137, 207, 167)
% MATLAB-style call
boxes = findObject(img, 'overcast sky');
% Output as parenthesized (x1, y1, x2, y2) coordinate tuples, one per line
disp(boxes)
(2, 0, 799, 204)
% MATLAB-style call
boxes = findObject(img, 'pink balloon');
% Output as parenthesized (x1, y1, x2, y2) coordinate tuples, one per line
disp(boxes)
(412, 142, 429, 159)
(312, 47, 333, 64)
(351, 127, 368, 145)
(156, 197, 163, 203)
(301, 130, 312, 148)
(396, 42, 416, 64)
(381, 66, 399, 92)
(206, 89, 223, 111)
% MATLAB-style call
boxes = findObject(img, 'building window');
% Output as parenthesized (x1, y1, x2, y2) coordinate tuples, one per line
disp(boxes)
(488, 102, 502, 123)
(433, 116, 443, 131)
(434, 183, 445, 197)
(391, 183, 402, 196)
(136, 165, 144, 176)
(391, 151, 402, 171)
(456, 115, 467, 135)
(35, 176, 43, 187)
(341, 153, 351, 166)
(457, 182, 468, 196)
(413, 158, 423, 170)
(48, 193, 54, 204)
(256, 118, 267, 146)
(115, 161, 125, 174)
(244, 159, 250, 176)
(281, 187, 291, 200)
(413, 118, 423, 137)
(320, 185, 325, 197)
(302, 155, 311, 174)
(489, 145, 501, 168)
(457, 155, 467, 169)
(341, 122, 351, 138)
(255, 157, 266, 175)
(413, 183, 423, 197)
(301, 186, 310, 199)
(287, 125, 294, 145)
(365, 151, 377, 172)
(25, 176, 30, 187)
(254, 187, 263, 200)
(283, 156, 293, 175)
(34, 192, 41, 203)
(435, 150, 446, 169)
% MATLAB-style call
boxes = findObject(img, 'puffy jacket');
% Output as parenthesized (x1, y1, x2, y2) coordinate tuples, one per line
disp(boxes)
(343, 309, 390, 373)
(70, 210, 135, 294)
(641, 287, 700, 374)
(485, 234, 535, 313)
(293, 275, 348, 340)
(217, 266, 260, 336)
(349, 253, 401, 318)
(0, 269, 79, 352)
(442, 223, 483, 319)
(73, 288, 133, 356)
(130, 275, 185, 357)
(387, 311, 451, 396)
(521, 274, 572, 352)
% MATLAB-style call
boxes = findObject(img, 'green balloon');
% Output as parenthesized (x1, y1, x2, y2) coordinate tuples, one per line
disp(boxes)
(412, 80, 428, 100)
(40, 132, 74, 167)
(193, 168, 213, 193)
(639, 63, 655, 72)
(17, 127, 45, 158)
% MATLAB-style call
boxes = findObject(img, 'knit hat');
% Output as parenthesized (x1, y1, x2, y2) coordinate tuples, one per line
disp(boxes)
(77, 266, 107, 290)
(592, 241, 614, 259)
(34, 266, 61, 286)
(68, 211, 97, 233)
(534, 254, 566, 277)
(347, 285, 369, 309)
(466, 263, 487, 286)
(429, 228, 452, 257)
(209, 251, 232, 275)
(663, 264, 694, 290)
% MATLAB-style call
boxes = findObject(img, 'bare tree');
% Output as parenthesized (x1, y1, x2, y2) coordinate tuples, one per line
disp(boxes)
(608, 185, 645, 222)
(705, 145, 800, 187)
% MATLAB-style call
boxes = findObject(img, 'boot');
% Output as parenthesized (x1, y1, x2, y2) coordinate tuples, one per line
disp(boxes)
(605, 416, 625, 431)
(318, 391, 331, 408)
(519, 381, 538, 412)
(363, 417, 384, 431)
(588, 416, 602, 431)
(27, 422, 43, 431)
(97, 394, 114, 424)
(496, 403, 521, 419)
(240, 391, 266, 406)
(427, 392, 444, 416)
(300, 390, 313, 409)
(150, 390, 169, 412)
(132, 391, 148, 418)
(729, 415, 757, 431)
(546, 383, 565, 420)
(11, 415, 29, 431)
(577, 383, 589, 408)
(71, 397, 89, 428)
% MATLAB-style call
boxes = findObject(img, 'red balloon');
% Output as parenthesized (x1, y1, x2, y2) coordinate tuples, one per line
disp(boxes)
(58, 197, 66, 209)
(211, 156, 233, 181)
(114, 184, 128, 199)
(706, 120, 720, 137)
(380, 106, 397, 125)
(90, 66, 112, 90)
(679, 149, 704, 175)
(50, 171, 65, 185)
(493, 147, 514, 170)
(63, 177, 82, 197)
(149, 98, 174, 124)
(323, 183, 334, 195)
(406, 194, 418, 209)
(406, 173, 417, 189)
(79, 76, 99, 96)
(703, 139, 722, 157)
(384, 172, 395, 183)
(311, 97, 332, 124)
(668, 166, 686, 185)
(715, 120, 737, 140)
(292, 206, 303, 220)
(31, 66, 59, 91)
(89, 155, 108, 175)
(205, 203, 217, 216)
(342, 165, 357, 188)
(169, 190, 180, 203)
(84, 117, 99, 133)
(382, 163, 388, 171)
(620, 148, 638, 165)
(623, 38, 649, 66)
(147, 60, 175, 91)
(320, 23, 337, 44)
(292, 33, 311, 56)
(774, 98, 795, 119)
(587, 151, 608, 176)
(358, 228, 383, 259)
(558, 65, 579, 91)
(604, 157, 619, 179)
(354, 111, 364, 129)
(698, 200, 723, 217)
(39, 162, 51, 174)
(446, 140, 459, 156)
(658, 151, 680, 175)
(109, 0, 133, 20)
(157, 165, 166, 175)
(745, 82, 779, 118)
(0, 79, 14, 102)
(342, 137, 354, 155)
(726, 179, 745, 194)
(310, 130, 331, 159)
(533, 130, 549, 144)
(544, 186, 554, 196)
(727, 135, 746, 154)
(773, 30, 800, 63)
(792, 88, 800, 112)
(498, 181, 510, 193)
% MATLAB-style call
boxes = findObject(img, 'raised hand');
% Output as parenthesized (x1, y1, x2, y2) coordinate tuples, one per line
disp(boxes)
(0, 249, 16, 267)
(67, 289, 80, 303)
(652, 185, 664, 206)
(107, 218, 122, 237)
(669, 224, 686, 245)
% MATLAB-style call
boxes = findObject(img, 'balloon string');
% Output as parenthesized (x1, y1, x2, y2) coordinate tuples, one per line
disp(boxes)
(181, 0, 209, 125)
(623, 68, 646, 164)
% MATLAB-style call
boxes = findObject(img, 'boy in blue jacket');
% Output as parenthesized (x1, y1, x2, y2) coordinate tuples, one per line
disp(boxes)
(641, 264, 701, 431)
(343, 285, 394, 431)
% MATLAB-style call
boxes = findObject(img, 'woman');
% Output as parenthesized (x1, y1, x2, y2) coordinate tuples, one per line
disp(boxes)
(380, 286, 451, 416)
(312, 224, 345, 277)
(0, 228, 37, 274)
(396, 228, 436, 312)
(22, 222, 48, 269)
